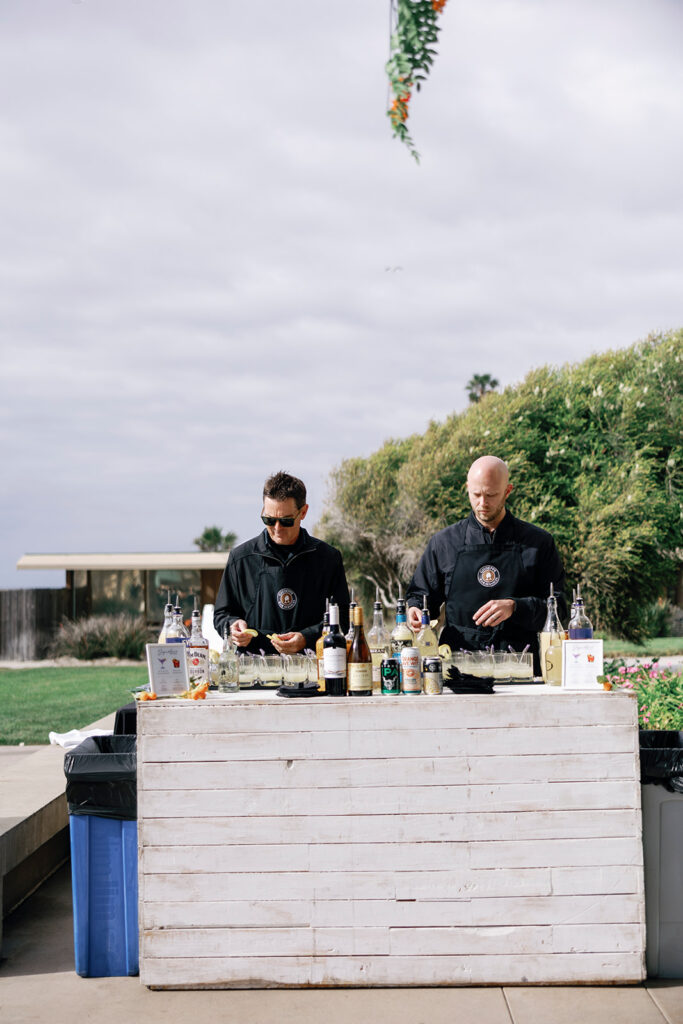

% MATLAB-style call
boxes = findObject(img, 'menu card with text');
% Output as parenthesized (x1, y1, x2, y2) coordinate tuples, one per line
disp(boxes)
(146, 643, 189, 696)
(562, 639, 604, 690)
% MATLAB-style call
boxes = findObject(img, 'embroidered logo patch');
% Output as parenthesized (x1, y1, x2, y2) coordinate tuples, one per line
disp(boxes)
(277, 588, 298, 611)
(477, 564, 500, 588)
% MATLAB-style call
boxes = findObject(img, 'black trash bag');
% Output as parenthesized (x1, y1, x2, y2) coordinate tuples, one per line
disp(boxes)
(639, 730, 683, 793)
(114, 701, 137, 736)
(64, 735, 137, 819)
(444, 667, 495, 695)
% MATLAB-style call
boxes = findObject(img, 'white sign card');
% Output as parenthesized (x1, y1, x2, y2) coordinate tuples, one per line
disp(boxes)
(146, 643, 189, 697)
(562, 639, 604, 690)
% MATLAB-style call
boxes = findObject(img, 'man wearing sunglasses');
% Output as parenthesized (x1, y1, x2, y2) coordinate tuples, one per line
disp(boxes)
(213, 470, 349, 655)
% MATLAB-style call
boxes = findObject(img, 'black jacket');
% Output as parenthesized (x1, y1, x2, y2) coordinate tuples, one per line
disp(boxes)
(213, 528, 349, 653)
(406, 510, 567, 657)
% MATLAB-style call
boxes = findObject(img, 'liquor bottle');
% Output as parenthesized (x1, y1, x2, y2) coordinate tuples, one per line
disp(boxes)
(323, 603, 347, 696)
(366, 587, 391, 694)
(165, 596, 189, 643)
(345, 588, 357, 651)
(315, 600, 331, 694)
(347, 606, 373, 696)
(186, 597, 210, 686)
(539, 583, 564, 685)
(568, 584, 593, 639)
(217, 627, 239, 693)
(415, 595, 439, 678)
(158, 590, 173, 643)
(391, 587, 414, 662)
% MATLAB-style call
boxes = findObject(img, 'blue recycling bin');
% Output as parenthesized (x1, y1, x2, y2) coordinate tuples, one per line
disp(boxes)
(64, 735, 139, 977)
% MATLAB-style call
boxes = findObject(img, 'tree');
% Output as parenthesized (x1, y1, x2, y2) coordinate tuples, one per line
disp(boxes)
(319, 331, 683, 642)
(193, 526, 237, 552)
(466, 373, 500, 403)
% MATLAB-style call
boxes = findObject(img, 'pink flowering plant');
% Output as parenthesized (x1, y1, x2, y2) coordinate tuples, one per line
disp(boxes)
(601, 659, 683, 729)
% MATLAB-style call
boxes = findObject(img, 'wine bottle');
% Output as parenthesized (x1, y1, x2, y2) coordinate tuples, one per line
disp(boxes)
(345, 587, 357, 650)
(315, 600, 331, 694)
(323, 603, 347, 696)
(347, 605, 373, 696)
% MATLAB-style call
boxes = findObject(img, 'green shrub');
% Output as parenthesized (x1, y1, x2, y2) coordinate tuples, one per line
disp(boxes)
(48, 614, 149, 660)
(603, 659, 683, 729)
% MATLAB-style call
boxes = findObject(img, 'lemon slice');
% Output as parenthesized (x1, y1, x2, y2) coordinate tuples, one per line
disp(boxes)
(266, 633, 281, 641)
(244, 628, 258, 637)
(438, 644, 452, 658)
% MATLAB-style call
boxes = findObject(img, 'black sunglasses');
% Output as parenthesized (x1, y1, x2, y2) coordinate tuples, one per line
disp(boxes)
(261, 510, 302, 528)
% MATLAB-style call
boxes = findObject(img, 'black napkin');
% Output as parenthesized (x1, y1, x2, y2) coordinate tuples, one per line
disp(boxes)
(444, 666, 495, 694)
(277, 682, 322, 698)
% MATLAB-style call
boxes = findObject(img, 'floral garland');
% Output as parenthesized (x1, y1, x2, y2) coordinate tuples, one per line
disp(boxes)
(386, 0, 448, 162)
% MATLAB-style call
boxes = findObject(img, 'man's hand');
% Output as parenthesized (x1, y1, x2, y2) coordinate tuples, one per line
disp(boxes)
(270, 632, 306, 654)
(230, 619, 253, 647)
(407, 606, 422, 631)
(472, 599, 516, 628)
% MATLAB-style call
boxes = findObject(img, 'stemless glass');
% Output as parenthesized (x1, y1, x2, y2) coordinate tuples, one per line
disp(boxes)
(492, 652, 511, 683)
(260, 655, 284, 688)
(284, 655, 308, 685)
(238, 653, 256, 688)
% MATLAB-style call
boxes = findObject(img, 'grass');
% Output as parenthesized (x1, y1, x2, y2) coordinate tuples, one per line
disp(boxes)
(0, 666, 147, 745)
(600, 636, 683, 658)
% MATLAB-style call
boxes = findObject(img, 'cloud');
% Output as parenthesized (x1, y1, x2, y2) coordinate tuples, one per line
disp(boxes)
(2, 0, 682, 588)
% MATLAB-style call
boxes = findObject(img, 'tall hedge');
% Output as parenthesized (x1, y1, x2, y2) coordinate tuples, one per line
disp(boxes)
(319, 330, 683, 641)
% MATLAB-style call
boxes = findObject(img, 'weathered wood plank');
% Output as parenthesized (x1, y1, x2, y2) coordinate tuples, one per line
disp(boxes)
(140, 724, 637, 763)
(143, 922, 643, 959)
(471, 836, 642, 869)
(142, 893, 643, 930)
(140, 783, 639, 819)
(140, 952, 646, 989)
(140, 808, 639, 848)
(138, 693, 637, 736)
(143, 867, 554, 903)
(140, 751, 637, 790)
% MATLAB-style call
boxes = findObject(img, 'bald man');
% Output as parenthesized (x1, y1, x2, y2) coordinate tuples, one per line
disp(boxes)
(406, 456, 567, 673)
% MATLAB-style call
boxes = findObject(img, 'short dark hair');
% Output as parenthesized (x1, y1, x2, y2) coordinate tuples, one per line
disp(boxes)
(263, 471, 307, 509)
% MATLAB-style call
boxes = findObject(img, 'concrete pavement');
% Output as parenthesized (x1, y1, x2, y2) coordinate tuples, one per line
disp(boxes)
(1, 863, 683, 1024)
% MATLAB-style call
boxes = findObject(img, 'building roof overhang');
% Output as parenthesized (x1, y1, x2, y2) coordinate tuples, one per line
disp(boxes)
(16, 552, 229, 571)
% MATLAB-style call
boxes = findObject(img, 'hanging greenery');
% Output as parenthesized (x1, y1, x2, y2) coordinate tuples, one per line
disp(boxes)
(386, 0, 448, 162)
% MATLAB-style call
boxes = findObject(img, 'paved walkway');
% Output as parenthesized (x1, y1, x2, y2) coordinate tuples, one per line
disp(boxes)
(1, 864, 682, 1024)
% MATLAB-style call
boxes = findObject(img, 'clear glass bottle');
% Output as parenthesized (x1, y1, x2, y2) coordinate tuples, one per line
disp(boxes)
(186, 597, 210, 686)
(347, 605, 373, 696)
(415, 595, 439, 679)
(391, 587, 414, 661)
(165, 595, 189, 644)
(539, 583, 564, 685)
(323, 603, 347, 696)
(217, 627, 239, 693)
(345, 588, 357, 651)
(569, 584, 593, 639)
(158, 590, 173, 643)
(366, 587, 391, 694)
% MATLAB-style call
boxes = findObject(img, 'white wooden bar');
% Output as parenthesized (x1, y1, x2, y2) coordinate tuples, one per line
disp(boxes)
(137, 688, 646, 988)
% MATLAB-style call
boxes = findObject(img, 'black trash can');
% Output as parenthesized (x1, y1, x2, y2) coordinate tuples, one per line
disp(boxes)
(63, 735, 138, 977)
(640, 730, 683, 978)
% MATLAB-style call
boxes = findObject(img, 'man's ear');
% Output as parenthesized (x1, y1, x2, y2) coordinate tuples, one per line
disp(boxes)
(299, 504, 309, 521)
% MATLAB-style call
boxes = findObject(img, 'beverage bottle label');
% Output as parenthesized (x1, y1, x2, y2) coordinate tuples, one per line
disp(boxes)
(348, 663, 372, 692)
(323, 647, 346, 678)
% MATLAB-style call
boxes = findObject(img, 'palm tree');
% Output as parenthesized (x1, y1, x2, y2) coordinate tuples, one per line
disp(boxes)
(193, 526, 237, 552)
(466, 373, 500, 403)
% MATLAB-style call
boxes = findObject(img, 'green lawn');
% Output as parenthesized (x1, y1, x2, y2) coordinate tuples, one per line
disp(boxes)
(0, 666, 147, 745)
(601, 636, 683, 658)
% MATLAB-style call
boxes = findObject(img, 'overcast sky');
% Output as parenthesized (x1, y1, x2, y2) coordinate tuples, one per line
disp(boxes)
(2, 0, 682, 590)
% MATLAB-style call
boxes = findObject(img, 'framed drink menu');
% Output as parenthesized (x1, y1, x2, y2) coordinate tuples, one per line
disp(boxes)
(145, 643, 189, 697)
(562, 639, 604, 689)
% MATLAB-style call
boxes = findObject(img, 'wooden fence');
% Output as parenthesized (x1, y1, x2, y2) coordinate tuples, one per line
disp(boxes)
(0, 588, 87, 661)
